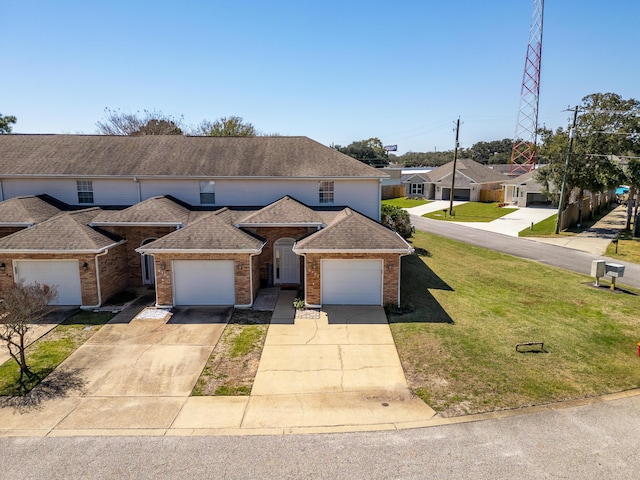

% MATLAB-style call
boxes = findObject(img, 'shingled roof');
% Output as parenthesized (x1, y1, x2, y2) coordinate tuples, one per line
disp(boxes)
(0, 195, 62, 226)
(293, 208, 412, 253)
(137, 213, 265, 253)
(90, 196, 192, 226)
(235, 196, 325, 227)
(0, 135, 387, 179)
(427, 159, 508, 184)
(0, 208, 124, 252)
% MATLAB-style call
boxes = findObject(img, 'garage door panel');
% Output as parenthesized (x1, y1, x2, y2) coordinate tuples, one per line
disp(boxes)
(14, 260, 82, 305)
(173, 260, 235, 306)
(322, 260, 382, 305)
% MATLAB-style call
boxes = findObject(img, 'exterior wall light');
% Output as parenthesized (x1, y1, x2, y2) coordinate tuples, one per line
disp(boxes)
(82, 262, 89, 271)
(0, 262, 5, 273)
(160, 262, 166, 271)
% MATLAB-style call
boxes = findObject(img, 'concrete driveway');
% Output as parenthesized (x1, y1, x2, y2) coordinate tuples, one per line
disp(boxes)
(42, 306, 230, 431)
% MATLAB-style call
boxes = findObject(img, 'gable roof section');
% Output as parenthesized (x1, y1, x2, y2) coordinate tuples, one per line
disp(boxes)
(0, 208, 124, 253)
(235, 196, 325, 227)
(503, 169, 541, 186)
(0, 135, 387, 179)
(427, 159, 508, 184)
(137, 213, 265, 253)
(0, 195, 62, 226)
(402, 173, 430, 184)
(293, 208, 412, 253)
(90, 195, 192, 226)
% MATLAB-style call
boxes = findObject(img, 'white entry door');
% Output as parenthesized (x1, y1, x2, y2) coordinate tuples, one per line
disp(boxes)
(274, 238, 300, 284)
(321, 259, 383, 305)
(14, 260, 83, 305)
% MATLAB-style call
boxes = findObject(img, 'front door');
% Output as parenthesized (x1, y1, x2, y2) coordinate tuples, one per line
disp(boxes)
(274, 238, 300, 284)
(140, 238, 156, 285)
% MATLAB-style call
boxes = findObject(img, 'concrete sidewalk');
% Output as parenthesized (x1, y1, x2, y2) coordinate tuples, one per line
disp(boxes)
(528, 204, 628, 255)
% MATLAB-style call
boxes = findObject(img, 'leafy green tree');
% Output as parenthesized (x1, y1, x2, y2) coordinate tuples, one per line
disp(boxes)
(0, 113, 17, 133)
(537, 93, 636, 224)
(467, 138, 512, 164)
(624, 159, 640, 230)
(96, 108, 184, 135)
(0, 282, 56, 383)
(196, 116, 257, 136)
(381, 204, 413, 239)
(336, 138, 389, 167)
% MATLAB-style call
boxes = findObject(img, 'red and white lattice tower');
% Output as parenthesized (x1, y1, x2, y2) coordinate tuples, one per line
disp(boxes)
(510, 0, 544, 175)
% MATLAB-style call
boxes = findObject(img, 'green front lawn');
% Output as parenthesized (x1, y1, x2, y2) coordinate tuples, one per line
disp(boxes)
(382, 197, 430, 208)
(606, 229, 640, 264)
(423, 202, 517, 222)
(518, 213, 559, 236)
(0, 310, 114, 396)
(389, 231, 640, 416)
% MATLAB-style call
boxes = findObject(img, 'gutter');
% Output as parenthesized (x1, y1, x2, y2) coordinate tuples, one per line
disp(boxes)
(80, 241, 126, 310)
(233, 251, 262, 309)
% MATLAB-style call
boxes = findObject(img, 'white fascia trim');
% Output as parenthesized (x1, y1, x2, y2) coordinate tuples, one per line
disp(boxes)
(0, 240, 126, 255)
(136, 247, 264, 255)
(292, 248, 412, 254)
(0, 174, 386, 181)
(234, 222, 324, 228)
(0, 223, 33, 227)
(90, 222, 185, 227)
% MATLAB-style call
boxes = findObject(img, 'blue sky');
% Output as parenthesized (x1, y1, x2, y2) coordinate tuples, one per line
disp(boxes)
(3, 0, 638, 154)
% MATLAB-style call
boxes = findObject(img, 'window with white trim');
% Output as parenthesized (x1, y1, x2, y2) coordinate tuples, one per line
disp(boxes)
(77, 180, 94, 204)
(410, 183, 424, 195)
(319, 181, 334, 204)
(199, 180, 215, 204)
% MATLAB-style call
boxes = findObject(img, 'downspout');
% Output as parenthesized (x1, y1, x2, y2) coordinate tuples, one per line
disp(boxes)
(377, 179, 383, 221)
(80, 248, 111, 310)
(234, 251, 261, 309)
(297, 252, 321, 309)
(133, 177, 141, 203)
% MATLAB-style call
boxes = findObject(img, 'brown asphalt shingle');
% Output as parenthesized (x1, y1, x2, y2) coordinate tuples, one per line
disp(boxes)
(0, 196, 61, 225)
(0, 208, 123, 252)
(294, 208, 412, 252)
(236, 196, 325, 226)
(138, 213, 265, 252)
(427, 159, 508, 184)
(0, 135, 387, 178)
(90, 196, 191, 225)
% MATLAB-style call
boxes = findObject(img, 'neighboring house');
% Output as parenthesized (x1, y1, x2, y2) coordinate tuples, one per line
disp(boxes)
(404, 159, 508, 201)
(0, 135, 412, 308)
(503, 169, 551, 207)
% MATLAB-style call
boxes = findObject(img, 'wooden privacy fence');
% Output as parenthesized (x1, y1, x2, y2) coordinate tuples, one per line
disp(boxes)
(381, 185, 406, 200)
(479, 188, 504, 203)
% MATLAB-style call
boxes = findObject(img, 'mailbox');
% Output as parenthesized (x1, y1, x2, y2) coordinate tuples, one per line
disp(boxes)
(605, 263, 625, 278)
(591, 260, 606, 278)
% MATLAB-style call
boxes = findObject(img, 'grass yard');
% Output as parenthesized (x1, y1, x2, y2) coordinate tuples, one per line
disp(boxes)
(0, 310, 114, 396)
(423, 202, 517, 222)
(192, 309, 270, 396)
(382, 197, 430, 208)
(606, 229, 640, 264)
(518, 213, 559, 237)
(389, 231, 640, 417)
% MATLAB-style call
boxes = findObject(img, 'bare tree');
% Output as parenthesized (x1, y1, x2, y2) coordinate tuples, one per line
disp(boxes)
(96, 108, 184, 135)
(0, 282, 57, 382)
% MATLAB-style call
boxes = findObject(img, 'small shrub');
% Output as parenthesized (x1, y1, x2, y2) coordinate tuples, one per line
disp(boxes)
(381, 204, 414, 239)
(293, 297, 305, 310)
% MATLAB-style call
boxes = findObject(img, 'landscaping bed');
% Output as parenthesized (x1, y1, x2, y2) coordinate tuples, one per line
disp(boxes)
(389, 231, 640, 417)
(0, 310, 114, 396)
(192, 309, 270, 396)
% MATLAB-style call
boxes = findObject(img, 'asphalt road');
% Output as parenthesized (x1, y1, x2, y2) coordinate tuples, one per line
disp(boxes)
(410, 214, 640, 289)
(2, 395, 640, 479)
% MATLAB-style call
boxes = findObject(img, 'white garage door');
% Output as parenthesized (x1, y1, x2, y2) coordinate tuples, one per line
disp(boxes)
(173, 260, 235, 305)
(14, 260, 82, 305)
(321, 259, 383, 305)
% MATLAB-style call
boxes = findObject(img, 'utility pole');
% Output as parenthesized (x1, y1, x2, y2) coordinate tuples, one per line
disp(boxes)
(554, 106, 579, 234)
(449, 117, 461, 216)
